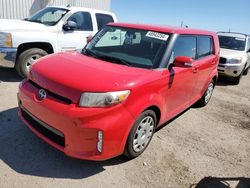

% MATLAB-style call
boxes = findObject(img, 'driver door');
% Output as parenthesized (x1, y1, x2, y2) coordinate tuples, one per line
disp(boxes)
(57, 11, 97, 52)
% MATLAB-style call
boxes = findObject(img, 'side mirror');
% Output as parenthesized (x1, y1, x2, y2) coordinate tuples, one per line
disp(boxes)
(173, 56, 193, 67)
(63, 21, 77, 31)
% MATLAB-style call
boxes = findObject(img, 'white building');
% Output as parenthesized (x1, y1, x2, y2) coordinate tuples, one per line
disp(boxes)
(0, 0, 111, 19)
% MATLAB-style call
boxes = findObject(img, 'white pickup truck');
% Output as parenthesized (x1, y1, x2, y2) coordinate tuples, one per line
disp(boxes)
(0, 6, 117, 77)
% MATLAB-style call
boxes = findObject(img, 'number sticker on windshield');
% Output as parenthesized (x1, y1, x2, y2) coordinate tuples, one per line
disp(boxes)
(146, 31, 169, 41)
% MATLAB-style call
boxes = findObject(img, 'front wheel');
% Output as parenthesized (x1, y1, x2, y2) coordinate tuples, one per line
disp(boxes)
(124, 110, 157, 159)
(15, 48, 48, 78)
(243, 66, 249, 76)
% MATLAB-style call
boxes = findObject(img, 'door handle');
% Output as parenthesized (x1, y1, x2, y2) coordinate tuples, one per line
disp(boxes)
(193, 67, 198, 73)
(211, 60, 216, 65)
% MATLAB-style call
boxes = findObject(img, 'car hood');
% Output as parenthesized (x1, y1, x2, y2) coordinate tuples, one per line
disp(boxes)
(29, 52, 154, 103)
(220, 48, 245, 59)
(0, 19, 52, 32)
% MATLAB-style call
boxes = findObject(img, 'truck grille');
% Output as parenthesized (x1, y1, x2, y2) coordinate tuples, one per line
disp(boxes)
(29, 80, 72, 105)
(219, 57, 227, 64)
(21, 108, 65, 147)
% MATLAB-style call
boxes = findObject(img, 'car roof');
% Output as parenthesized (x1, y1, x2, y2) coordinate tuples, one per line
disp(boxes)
(107, 23, 216, 36)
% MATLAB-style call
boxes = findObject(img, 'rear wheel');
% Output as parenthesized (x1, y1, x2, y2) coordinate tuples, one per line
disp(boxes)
(196, 79, 215, 107)
(15, 48, 48, 78)
(124, 110, 156, 159)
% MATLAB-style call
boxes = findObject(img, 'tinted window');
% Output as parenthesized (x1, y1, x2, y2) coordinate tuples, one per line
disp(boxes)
(219, 35, 246, 51)
(68, 12, 93, 31)
(198, 37, 213, 58)
(96, 13, 114, 30)
(172, 36, 196, 59)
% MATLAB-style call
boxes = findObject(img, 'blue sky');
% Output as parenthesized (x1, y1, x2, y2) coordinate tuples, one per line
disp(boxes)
(111, 0, 249, 34)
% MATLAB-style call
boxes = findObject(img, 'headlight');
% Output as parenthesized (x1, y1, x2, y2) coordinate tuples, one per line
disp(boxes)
(79, 90, 130, 107)
(0, 32, 12, 47)
(227, 58, 242, 64)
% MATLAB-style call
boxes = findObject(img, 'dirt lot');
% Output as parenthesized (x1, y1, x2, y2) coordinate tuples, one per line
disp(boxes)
(0, 67, 249, 188)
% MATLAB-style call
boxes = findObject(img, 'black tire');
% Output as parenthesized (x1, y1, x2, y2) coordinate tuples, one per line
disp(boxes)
(243, 66, 249, 76)
(124, 110, 157, 159)
(231, 72, 243, 85)
(15, 48, 48, 78)
(196, 79, 215, 107)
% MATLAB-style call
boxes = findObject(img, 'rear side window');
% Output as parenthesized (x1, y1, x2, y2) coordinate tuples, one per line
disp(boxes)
(96, 13, 114, 30)
(198, 36, 214, 58)
(67, 12, 93, 31)
(172, 36, 197, 59)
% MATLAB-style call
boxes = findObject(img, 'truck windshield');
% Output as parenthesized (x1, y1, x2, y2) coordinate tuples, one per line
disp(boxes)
(82, 26, 169, 69)
(27, 7, 69, 26)
(219, 36, 246, 51)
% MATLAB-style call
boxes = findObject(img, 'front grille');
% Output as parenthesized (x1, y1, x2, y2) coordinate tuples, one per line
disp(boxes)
(219, 57, 227, 64)
(21, 108, 65, 147)
(29, 80, 72, 104)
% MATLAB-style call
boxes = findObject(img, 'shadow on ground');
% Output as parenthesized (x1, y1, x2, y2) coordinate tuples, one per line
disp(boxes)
(190, 177, 250, 188)
(0, 67, 22, 82)
(0, 107, 129, 179)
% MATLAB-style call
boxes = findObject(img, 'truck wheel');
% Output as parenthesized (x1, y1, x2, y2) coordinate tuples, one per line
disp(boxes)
(231, 70, 243, 85)
(124, 110, 156, 159)
(15, 48, 48, 78)
(196, 79, 215, 107)
(243, 66, 249, 75)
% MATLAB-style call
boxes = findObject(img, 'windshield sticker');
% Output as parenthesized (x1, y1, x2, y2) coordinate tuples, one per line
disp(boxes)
(146, 31, 169, 41)
(235, 38, 245, 41)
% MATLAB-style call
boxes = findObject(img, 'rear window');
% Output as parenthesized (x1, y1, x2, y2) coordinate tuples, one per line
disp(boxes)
(96, 13, 114, 30)
(198, 36, 214, 58)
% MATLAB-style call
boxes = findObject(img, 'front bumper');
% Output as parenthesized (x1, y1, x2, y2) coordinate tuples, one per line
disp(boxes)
(0, 47, 17, 68)
(18, 79, 135, 161)
(218, 63, 245, 77)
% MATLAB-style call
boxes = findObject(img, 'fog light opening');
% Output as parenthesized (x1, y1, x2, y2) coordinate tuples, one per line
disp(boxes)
(233, 70, 238, 74)
(97, 131, 103, 153)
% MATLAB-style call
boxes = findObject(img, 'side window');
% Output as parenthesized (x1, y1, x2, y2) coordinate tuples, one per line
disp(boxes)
(67, 12, 93, 31)
(172, 36, 196, 60)
(96, 13, 114, 30)
(198, 36, 213, 58)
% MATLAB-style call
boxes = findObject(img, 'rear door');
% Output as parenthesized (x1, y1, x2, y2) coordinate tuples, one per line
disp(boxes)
(193, 36, 216, 100)
(57, 11, 96, 51)
(164, 35, 198, 117)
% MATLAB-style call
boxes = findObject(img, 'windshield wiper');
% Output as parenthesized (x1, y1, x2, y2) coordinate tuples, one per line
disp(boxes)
(82, 49, 132, 66)
(97, 55, 133, 67)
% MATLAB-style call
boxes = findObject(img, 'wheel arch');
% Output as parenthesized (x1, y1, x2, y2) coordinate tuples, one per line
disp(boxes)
(16, 42, 54, 61)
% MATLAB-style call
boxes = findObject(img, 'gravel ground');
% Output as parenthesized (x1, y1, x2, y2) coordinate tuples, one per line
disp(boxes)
(0, 67, 249, 188)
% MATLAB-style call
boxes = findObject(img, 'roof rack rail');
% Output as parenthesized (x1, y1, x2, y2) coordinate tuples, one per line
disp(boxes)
(217, 31, 248, 37)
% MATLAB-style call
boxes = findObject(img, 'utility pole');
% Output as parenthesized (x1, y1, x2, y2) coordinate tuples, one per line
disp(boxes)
(181, 21, 183, 28)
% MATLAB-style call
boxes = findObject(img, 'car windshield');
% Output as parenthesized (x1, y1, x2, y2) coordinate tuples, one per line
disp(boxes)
(219, 35, 246, 51)
(82, 26, 169, 69)
(27, 7, 69, 26)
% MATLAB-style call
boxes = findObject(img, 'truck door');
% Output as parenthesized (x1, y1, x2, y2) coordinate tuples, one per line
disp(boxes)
(57, 11, 96, 52)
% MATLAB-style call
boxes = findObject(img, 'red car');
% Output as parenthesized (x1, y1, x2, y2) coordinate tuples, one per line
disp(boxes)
(18, 23, 219, 160)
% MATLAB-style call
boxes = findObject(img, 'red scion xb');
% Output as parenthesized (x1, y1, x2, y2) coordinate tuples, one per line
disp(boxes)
(18, 23, 219, 160)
